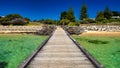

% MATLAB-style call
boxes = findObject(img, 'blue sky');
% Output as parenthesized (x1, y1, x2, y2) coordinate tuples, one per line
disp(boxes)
(0, 0, 120, 20)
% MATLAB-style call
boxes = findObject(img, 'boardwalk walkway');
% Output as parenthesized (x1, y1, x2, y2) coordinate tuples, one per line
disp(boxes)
(27, 27, 95, 68)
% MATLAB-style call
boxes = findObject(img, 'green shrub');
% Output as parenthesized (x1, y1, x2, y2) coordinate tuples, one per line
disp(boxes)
(80, 19, 89, 24)
(0, 14, 29, 26)
(1, 21, 11, 25)
(96, 18, 106, 22)
(102, 19, 109, 23)
(80, 18, 96, 24)
(11, 18, 28, 25)
(60, 19, 70, 25)
(86, 19, 96, 23)
(109, 19, 118, 22)
(96, 18, 109, 23)
(0, 18, 11, 25)
(68, 22, 76, 26)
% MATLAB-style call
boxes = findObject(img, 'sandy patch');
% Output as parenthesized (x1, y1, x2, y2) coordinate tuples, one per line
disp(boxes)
(79, 31, 120, 37)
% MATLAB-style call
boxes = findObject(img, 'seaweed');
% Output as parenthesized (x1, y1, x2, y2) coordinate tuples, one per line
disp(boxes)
(88, 39, 109, 44)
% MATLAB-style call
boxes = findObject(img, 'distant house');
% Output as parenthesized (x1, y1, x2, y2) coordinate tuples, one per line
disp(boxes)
(112, 16, 120, 19)
(112, 11, 120, 19)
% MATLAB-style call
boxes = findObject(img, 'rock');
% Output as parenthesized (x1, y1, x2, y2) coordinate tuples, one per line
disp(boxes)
(36, 25, 56, 35)
(64, 26, 84, 35)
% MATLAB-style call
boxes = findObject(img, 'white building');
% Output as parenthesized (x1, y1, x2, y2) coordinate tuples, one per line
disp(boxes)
(112, 16, 120, 19)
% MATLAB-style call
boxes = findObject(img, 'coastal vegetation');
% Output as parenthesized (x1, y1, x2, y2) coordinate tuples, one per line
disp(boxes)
(0, 4, 120, 26)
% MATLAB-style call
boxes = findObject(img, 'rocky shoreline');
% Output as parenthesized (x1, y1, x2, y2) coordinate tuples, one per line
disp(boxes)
(81, 25, 120, 32)
(0, 25, 120, 34)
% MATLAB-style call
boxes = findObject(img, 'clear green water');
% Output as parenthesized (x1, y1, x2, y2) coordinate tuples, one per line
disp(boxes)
(0, 34, 47, 68)
(73, 36, 120, 68)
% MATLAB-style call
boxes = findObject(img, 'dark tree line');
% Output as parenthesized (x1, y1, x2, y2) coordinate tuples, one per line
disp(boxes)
(1, 4, 120, 26)
(60, 4, 120, 25)
(32, 18, 59, 25)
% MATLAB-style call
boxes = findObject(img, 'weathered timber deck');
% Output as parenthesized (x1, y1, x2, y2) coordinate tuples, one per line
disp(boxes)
(27, 27, 95, 68)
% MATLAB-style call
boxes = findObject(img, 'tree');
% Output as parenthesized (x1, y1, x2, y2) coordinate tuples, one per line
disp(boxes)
(67, 7, 76, 22)
(60, 7, 76, 22)
(104, 6, 113, 19)
(95, 11, 105, 21)
(60, 11, 68, 20)
(80, 4, 88, 20)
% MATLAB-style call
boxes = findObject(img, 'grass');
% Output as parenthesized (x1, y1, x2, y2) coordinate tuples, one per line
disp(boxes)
(73, 35, 120, 68)
(0, 34, 47, 68)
